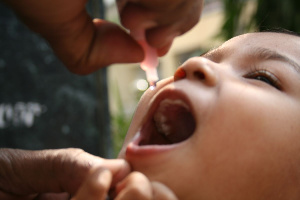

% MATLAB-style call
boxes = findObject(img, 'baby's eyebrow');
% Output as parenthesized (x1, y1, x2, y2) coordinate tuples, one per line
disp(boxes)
(251, 47, 300, 73)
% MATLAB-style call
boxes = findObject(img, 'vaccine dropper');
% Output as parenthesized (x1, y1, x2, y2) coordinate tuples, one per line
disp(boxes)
(131, 30, 159, 90)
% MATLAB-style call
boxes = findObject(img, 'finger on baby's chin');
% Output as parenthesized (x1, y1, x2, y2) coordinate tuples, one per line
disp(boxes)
(98, 159, 131, 186)
(115, 172, 152, 200)
(71, 168, 112, 200)
(151, 182, 178, 200)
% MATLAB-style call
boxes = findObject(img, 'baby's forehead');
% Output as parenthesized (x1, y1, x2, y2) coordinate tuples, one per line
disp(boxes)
(224, 32, 300, 49)
(204, 32, 300, 61)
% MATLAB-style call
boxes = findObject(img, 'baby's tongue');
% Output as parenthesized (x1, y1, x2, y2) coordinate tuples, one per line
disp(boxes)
(154, 99, 195, 144)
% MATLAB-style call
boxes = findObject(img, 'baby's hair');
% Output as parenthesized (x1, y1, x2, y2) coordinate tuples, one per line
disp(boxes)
(261, 27, 300, 37)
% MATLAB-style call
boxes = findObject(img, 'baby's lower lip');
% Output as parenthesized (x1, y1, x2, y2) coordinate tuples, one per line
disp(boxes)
(125, 131, 180, 158)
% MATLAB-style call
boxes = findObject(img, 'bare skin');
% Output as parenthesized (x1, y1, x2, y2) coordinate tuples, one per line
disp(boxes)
(72, 169, 178, 200)
(0, 148, 130, 199)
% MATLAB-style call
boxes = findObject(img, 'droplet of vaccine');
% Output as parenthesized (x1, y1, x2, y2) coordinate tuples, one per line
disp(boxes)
(149, 85, 156, 90)
(149, 81, 157, 90)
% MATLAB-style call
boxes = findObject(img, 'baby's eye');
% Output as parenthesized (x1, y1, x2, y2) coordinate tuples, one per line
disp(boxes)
(245, 70, 281, 90)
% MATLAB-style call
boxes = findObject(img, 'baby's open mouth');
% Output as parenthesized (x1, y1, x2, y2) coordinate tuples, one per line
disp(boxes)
(139, 94, 196, 146)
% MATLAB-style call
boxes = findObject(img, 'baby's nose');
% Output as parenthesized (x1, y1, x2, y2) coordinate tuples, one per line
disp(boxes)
(174, 57, 218, 86)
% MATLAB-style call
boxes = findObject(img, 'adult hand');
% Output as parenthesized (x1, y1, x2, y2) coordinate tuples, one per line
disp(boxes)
(114, 172, 178, 200)
(2, 0, 203, 74)
(72, 170, 178, 200)
(2, 0, 144, 74)
(0, 148, 130, 199)
(118, 0, 203, 56)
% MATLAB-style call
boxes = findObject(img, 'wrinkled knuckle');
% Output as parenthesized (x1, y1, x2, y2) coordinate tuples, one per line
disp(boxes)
(53, 148, 88, 174)
(61, 148, 87, 164)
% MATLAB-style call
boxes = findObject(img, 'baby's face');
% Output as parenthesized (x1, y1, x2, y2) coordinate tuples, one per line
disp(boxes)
(118, 32, 300, 199)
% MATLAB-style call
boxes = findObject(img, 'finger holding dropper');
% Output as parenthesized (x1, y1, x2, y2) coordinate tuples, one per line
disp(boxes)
(131, 30, 159, 90)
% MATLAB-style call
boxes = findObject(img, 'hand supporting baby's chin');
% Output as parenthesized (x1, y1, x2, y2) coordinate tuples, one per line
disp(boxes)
(114, 172, 178, 200)
(72, 169, 178, 200)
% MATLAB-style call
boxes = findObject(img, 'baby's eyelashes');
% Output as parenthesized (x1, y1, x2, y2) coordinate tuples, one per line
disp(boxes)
(244, 69, 281, 90)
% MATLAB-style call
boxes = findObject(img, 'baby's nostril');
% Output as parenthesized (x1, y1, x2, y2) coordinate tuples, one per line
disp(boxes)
(194, 71, 205, 80)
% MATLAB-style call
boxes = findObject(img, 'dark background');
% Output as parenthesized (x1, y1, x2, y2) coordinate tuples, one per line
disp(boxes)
(0, 0, 112, 157)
